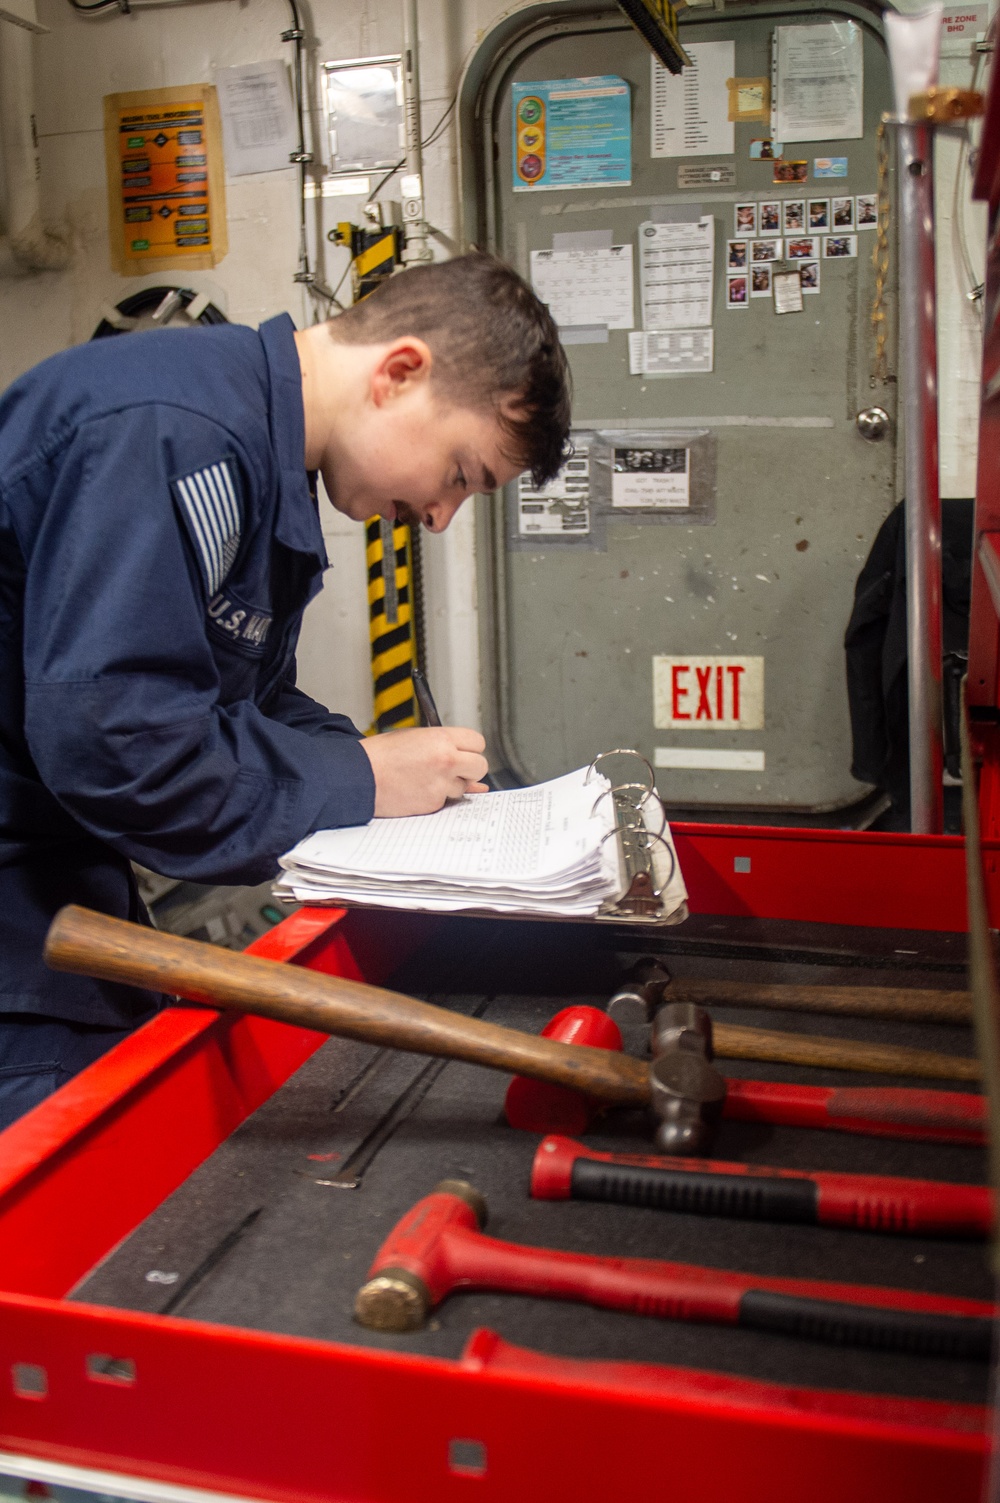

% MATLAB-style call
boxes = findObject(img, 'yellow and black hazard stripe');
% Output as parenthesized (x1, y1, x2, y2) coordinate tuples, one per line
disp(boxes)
(367, 517, 425, 731)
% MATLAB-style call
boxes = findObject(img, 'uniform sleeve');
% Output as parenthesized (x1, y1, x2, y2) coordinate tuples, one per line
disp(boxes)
(266, 670, 368, 739)
(21, 408, 375, 885)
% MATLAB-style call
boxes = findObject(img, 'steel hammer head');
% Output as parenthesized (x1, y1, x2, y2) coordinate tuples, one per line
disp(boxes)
(354, 1180, 488, 1333)
(606, 957, 671, 1027)
(650, 1002, 725, 1155)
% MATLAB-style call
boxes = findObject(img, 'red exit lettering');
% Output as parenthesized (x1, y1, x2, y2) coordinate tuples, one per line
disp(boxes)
(670, 663, 746, 722)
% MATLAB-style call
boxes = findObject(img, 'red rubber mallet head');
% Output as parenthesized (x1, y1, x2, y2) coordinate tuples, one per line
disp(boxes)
(504, 1006, 624, 1135)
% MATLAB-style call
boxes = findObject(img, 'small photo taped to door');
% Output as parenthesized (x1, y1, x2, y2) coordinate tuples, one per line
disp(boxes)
(832, 195, 855, 230)
(808, 199, 830, 232)
(823, 234, 857, 258)
(799, 259, 820, 293)
(726, 274, 749, 307)
(782, 199, 805, 233)
(735, 202, 758, 236)
(750, 264, 772, 297)
(786, 236, 818, 260)
(759, 201, 781, 234)
(856, 193, 878, 229)
(751, 238, 781, 262)
(727, 239, 748, 270)
(774, 159, 807, 184)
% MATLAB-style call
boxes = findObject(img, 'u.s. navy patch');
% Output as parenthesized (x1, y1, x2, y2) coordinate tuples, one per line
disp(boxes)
(172, 459, 242, 595)
(207, 587, 272, 656)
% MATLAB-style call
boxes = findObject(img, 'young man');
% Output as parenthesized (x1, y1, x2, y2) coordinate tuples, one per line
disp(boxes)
(0, 253, 571, 1129)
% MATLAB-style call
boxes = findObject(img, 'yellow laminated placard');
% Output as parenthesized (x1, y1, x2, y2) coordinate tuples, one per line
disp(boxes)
(104, 84, 228, 276)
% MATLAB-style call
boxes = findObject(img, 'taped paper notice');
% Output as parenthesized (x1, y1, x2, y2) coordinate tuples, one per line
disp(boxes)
(612, 446, 690, 509)
(654, 655, 765, 731)
(727, 76, 770, 122)
(629, 329, 713, 376)
(651, 41, 735, 158)
(518, 443, 591, 537)
(530, 245, 634, 330)
(638, 217, 714, 330)
(215, 61, 298, 176)
(772, 22, 864, 143)
(773, 269, 804, 314)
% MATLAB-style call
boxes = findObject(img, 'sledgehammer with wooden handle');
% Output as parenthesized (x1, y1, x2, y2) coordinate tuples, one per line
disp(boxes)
(45, 907, 984, 1097)
(44, 906, 652, 1105)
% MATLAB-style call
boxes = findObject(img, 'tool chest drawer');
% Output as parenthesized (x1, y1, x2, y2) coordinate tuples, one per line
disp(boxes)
(0, 905, 989, 1503)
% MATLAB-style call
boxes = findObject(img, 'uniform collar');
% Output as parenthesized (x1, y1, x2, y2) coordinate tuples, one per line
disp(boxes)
(259, 314, 327, 567)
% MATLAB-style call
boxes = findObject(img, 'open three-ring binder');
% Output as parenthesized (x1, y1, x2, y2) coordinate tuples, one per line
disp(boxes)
(275, 749, 687, 927)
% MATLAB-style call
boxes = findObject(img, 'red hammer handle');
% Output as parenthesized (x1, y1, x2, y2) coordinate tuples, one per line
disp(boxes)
(373, 1221, 994, 1322)
(366, 1193, 994, 1319)
(361, 1190, 995, 1357)
(722, 1078, 987, 1146)
(532, 1136, 994, 1237)
(459, 1328, 991, 1432)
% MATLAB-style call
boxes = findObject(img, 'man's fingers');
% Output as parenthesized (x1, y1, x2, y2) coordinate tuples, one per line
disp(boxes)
(452, 750, 489, 787)
(362, 726, 490, 817)
(444, 725, 487, 754)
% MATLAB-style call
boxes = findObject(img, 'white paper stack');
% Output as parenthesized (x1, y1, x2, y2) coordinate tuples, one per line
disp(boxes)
(275, 767, 627, 918)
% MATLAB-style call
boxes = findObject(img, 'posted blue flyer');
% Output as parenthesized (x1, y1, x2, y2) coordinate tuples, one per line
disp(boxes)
(512, 76, 632, 192)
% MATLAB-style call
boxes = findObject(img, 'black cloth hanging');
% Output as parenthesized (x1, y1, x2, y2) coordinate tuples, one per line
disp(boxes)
(844, 498, 974, 821)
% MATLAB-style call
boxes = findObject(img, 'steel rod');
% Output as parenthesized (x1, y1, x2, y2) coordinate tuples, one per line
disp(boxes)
(898, 118, 944, 832)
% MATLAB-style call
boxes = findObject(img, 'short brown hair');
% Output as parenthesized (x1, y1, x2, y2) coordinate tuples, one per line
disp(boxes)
(327, 253, 571, 487)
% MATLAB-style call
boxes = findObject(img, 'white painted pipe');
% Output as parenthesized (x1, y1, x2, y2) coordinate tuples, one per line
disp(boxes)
(0, 13, 70, 274)
(401, 0, 432, 264)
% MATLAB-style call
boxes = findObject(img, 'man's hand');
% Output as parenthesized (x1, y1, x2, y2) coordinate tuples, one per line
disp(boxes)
(360, 726, 489, 817)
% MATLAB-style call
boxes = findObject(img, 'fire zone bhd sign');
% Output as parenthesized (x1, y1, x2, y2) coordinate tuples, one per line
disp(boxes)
(654, 655, 764, 730)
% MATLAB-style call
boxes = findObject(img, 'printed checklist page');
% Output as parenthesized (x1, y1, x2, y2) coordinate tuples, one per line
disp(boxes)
(282, 768, 615, 889)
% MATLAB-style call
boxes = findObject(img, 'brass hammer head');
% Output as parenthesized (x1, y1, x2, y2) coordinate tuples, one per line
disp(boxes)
(354, 1180, 488, 1333)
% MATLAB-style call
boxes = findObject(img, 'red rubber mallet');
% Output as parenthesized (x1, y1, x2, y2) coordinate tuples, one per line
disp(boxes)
(353, 1182, 996, 1356)
(504, 1006, 624, 1134)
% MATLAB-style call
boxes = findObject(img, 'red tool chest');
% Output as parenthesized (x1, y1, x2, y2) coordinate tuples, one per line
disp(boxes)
(0, 876, 992, 1503)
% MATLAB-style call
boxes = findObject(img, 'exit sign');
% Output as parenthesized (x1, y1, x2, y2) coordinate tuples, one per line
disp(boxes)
(653, 655, 765, 730)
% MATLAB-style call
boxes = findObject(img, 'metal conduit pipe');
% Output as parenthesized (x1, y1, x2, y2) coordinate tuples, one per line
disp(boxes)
(0, 9, 70, 275)
(898, 117, 944, 832)
(401, 0, 432, 264)
(886, 8, 945, 833)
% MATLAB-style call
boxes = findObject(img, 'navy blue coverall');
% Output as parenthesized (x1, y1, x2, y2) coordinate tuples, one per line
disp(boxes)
(0, 314, 375, 1125)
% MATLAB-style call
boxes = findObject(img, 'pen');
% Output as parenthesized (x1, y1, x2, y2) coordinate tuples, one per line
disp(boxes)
(411, 667, 497, 791)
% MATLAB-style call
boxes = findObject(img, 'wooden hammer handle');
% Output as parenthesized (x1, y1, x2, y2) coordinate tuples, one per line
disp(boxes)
(714, 1023, 981, 1083)
(43, 906, 651, 1106)
(670, 980, 971, 1026)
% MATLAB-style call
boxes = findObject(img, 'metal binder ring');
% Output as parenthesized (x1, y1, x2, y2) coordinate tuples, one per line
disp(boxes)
(640, 828, 677, 897)
(590, 782, 654, 821)
(585, 749, 655, 792)
(597, 823, 676, 897)
(641, 789, 669, 842)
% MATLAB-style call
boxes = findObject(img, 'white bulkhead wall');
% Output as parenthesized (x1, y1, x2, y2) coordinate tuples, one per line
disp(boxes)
(0, 0, 990, 740)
